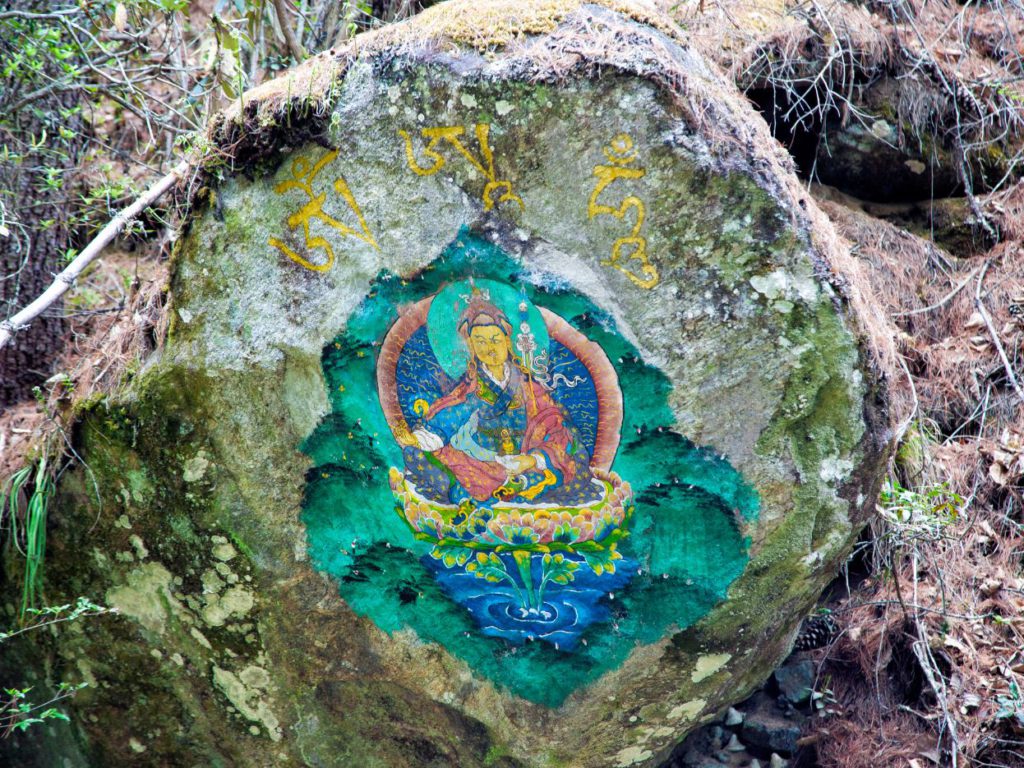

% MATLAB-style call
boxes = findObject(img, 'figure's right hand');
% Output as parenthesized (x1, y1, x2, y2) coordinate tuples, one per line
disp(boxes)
(393, 424, 419, 447)
(395, 430, 419, 448)
(412, 429, 444, 452)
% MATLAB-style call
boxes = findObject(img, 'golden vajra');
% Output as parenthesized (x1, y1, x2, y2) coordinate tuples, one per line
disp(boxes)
(399, 123, 525, 213)
(588, 133, 660, 289)
(268, 149, 379, 272)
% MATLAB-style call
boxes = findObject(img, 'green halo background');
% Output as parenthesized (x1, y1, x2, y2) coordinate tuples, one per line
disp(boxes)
(426, 278, 550, 378)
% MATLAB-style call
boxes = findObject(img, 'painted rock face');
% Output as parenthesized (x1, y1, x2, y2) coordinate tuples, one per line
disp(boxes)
(26, 3, 895, 768)
(302, 242, 758, 692)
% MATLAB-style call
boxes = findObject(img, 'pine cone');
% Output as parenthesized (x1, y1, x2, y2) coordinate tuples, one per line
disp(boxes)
(794, 613, 840, 650)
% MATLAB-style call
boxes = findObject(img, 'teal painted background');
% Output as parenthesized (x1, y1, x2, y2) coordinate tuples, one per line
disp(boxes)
(300, 230, 759, 706)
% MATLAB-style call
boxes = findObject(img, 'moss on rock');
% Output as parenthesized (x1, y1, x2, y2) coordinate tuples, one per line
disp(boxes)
(3, 2, 897, 767)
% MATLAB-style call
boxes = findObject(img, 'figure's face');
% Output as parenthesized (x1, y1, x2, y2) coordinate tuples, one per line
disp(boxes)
(469, 324, 509, 370)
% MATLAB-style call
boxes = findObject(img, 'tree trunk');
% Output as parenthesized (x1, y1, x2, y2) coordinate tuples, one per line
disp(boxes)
(0, 1, 84, 408)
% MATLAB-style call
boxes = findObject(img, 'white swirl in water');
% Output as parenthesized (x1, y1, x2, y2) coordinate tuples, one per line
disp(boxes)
(486, 597, 580, 632)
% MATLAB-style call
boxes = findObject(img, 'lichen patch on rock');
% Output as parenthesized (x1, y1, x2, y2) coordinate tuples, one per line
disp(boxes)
(105, 563, 178, 635)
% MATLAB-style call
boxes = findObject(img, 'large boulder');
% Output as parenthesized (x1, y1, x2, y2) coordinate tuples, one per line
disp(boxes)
(3, 2, 898, 766)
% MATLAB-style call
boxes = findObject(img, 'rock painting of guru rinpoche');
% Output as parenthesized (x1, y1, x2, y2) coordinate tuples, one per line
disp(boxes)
(377, 278, 635, 648)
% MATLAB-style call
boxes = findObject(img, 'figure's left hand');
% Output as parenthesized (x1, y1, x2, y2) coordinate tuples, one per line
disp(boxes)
(498, 454, 536, 474)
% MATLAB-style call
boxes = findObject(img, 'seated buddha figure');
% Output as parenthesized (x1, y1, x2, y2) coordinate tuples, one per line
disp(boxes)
(397, 292, 594, 513)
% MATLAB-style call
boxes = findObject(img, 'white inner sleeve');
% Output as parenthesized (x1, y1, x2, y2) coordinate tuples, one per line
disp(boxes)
(412, 428, 444, 452)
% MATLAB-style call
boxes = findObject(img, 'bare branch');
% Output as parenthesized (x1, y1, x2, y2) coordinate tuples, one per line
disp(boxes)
(0, 8, 79, 21)
(975, 260, 1024, 405)
(0, 161, 189, 351)
(273, 0, 305, 62)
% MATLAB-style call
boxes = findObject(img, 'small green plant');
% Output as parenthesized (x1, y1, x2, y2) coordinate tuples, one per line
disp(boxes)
(0, 597, 114, 644)
(995, 682, 1024, 730)
(811, 676, 841, 719)
(0, 598, 114, 738)
(343, 1, 374, 37)
(0, 444, 113, 740)
(3, 457, 56, 621)
(1, 685, 77, 737)
(877, 478, 963, 543)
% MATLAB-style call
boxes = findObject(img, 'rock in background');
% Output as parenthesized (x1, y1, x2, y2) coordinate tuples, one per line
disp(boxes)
(1, 2, 902, 767)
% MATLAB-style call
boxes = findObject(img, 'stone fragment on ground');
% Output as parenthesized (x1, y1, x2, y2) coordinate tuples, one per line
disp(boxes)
(665, 652, 821, 768)
(740, 693, 803, 756)
(773, 659, 815, 706)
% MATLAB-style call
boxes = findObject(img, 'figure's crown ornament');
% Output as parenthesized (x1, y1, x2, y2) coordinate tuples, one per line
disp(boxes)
(458, 278, 490, 304)
(457, 281, 510, 337)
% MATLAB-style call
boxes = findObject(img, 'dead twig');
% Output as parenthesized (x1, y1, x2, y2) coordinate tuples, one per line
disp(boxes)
(974, 260, 1024, 405)
(894, 266, 981, 317)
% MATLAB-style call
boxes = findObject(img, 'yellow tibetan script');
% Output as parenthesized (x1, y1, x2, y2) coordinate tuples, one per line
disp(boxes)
(588, 134, 659, 289)
(268, 149, 379, 272)
(399, 124, 524, 212)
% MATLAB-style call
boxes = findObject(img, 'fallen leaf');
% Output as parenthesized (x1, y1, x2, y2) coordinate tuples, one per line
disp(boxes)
(113, 3, 128, 33)
(945, 636, 970, 654)
(965, 312, 987, 331)
(981, 578, 1003, 597)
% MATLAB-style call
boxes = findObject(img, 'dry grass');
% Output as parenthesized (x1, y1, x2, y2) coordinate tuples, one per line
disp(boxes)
(819, 187, 1024, 433)
(794, 8, 1024, 744)
(215, 0, 683, 131)
(817, 700, 937, 768)
(52, 247, 169, 401)
(684, 0, 1024, 217)
(809, 172, 1024, 766)
(0, 400, 45, 483)
(0, 249, 168, 479)
(809, 511, 1024, 766)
